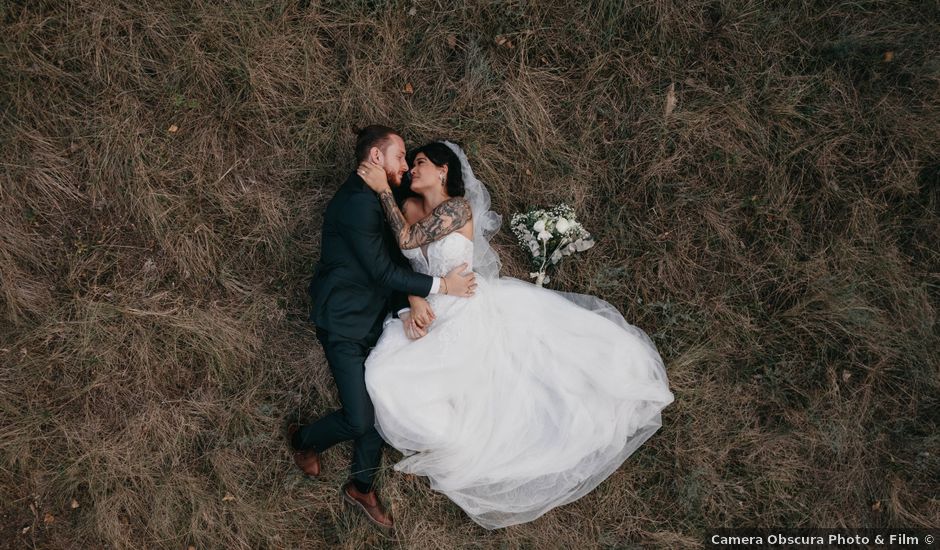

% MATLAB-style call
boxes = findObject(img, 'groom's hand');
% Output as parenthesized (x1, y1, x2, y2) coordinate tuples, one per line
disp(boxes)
(408, 295, 435, 329)
(443, 263, 477, 298)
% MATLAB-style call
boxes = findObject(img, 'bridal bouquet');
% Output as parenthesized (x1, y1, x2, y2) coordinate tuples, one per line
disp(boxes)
(510, 203, 594, 287)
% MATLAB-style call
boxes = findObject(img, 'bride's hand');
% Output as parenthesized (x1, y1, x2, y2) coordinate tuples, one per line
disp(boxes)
(400, 312, 427, 340)
(408, 296, 435, 329)
(356, 162, 390, 193)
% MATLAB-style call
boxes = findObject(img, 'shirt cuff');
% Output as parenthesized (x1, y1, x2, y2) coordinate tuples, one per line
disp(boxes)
(430, 277, 441, 294)
(396, 307, 411, 318)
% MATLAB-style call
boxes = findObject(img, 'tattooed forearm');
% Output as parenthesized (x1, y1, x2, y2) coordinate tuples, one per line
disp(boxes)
(376, 193, 472, 249)
(378, 190, 407, 241)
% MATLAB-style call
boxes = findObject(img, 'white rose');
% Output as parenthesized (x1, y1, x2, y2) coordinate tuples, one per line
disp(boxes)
(575, 239, 594, 251)
(538, 230, 552, 241)
(555, 218, 570, 233)
(533, 219, 546, 232)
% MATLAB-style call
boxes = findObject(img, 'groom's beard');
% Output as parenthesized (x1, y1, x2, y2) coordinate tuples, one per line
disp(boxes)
(398, 170, 412, 188)
(392, 172, 415, 204)
(386, 168, 403, 187)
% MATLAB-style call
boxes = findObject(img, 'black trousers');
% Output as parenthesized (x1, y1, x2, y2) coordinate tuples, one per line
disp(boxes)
(295, 325, 384, 491)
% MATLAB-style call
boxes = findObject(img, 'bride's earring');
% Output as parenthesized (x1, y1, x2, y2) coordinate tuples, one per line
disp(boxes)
(440, 172, 446, 185)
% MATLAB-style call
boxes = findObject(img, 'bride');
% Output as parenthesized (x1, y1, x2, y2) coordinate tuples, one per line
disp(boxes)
(355, 141, 674, 530)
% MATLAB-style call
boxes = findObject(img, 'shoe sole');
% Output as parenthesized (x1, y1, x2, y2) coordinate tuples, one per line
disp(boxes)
(340, 485, 394, 533)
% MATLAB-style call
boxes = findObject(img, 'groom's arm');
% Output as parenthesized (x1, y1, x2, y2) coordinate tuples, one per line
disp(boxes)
(338, 193, 434, 297)
(387, 251, 413, 316)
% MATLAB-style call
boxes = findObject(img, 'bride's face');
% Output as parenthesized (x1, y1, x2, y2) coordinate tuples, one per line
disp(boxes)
(409, 153, 447, 194)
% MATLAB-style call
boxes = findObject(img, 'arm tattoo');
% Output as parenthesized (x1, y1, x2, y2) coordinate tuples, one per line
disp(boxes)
(377, 190, 408, 242)
(376, 191, 472, 249)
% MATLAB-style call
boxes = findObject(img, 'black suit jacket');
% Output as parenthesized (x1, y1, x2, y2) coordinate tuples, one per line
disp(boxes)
(308, 172, 433, 341)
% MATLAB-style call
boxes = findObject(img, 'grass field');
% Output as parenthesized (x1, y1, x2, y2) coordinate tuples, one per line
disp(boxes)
(1, 0, 938, 548)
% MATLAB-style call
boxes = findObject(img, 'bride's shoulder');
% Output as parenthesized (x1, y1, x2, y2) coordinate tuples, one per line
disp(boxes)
(443, 196, 471, 218)
(440, 197, 473, 236)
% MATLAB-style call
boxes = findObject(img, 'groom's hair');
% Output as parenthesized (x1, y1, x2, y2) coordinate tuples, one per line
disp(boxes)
(354, 125, 400, 163)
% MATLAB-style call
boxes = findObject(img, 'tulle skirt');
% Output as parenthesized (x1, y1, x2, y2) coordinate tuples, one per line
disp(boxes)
(364, 277, 674, 529)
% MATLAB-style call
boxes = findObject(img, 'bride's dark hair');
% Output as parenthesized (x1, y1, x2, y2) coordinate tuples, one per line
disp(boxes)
(401, 142, 465, 199)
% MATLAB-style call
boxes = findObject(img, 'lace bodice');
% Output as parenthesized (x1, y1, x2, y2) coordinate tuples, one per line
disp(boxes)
(401, 232, 474, 278)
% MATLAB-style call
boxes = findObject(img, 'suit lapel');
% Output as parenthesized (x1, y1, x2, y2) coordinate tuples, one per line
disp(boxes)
(341, 171, 405, 264)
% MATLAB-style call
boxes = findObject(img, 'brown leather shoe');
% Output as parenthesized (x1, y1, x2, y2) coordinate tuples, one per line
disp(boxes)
(341, 481, 393, 532)
(286, 424, 320, 477)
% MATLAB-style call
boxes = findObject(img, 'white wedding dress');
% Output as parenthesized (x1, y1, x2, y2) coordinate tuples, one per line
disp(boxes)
(364, 231, 675, 529)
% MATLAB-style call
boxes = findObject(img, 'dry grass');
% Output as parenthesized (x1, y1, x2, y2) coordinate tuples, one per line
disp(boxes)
(1, 0, 938, 548)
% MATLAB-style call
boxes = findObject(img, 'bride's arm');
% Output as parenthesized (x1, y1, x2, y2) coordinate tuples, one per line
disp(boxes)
(359, 163, 472, 250)
(379, 193, 471, 249)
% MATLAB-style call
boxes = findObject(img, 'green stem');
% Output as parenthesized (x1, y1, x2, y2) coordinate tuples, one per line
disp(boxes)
(535, 235, 571, 285)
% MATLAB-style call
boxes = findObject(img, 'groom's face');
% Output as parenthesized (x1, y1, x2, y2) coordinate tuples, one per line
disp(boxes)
(378, 135, 409, 187)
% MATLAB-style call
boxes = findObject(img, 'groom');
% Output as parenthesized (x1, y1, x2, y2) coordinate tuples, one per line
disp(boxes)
(289, 125, 476, 530)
